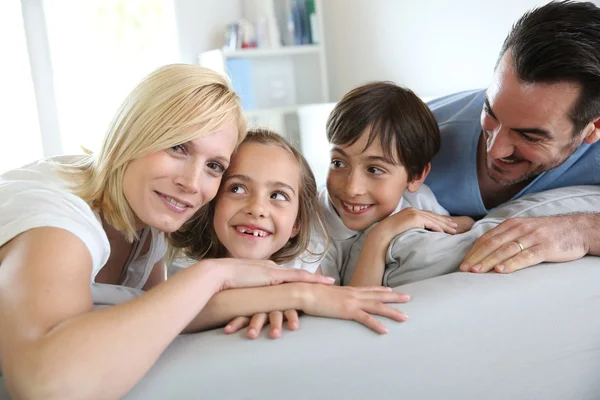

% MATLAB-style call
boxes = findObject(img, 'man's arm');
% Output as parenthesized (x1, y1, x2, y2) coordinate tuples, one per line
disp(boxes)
(460, 213, 600, 273)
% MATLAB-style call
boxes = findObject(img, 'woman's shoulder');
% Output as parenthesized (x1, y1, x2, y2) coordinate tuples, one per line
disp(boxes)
(0, 155, 110, 279)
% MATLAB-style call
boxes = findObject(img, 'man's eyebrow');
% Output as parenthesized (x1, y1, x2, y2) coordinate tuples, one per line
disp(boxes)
(223, 174, 296, 195)
(483, 96, 498, 120)
(513, 127, 553, 139)
(484, 96, 553, 139)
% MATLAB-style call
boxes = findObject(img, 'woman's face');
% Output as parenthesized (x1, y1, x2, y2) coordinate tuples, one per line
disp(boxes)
(123, 121, 239, 233)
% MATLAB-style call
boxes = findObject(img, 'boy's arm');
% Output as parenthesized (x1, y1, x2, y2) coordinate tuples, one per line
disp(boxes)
(349, 207, 458, 287)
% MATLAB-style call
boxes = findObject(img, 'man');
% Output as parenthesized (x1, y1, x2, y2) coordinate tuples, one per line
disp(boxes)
(425, 0, 600, 274)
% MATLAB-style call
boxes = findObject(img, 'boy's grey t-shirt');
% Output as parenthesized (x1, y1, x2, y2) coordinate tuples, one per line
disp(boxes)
(317, 185, 448, 285)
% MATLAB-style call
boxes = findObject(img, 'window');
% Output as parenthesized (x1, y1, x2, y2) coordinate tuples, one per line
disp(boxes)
(0, 1, 44, 173)
(43, 0, 179, 153)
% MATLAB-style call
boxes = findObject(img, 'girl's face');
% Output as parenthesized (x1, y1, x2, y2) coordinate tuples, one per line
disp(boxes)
(213, 142, 302, 260)
(123, 122, 238, 233)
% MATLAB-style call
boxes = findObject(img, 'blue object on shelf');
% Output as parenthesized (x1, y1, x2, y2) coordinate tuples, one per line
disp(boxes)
(226, 58, 256, 111)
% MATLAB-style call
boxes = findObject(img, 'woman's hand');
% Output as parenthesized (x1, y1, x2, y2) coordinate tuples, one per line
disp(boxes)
(198, 258, 335, 291)
(224, 310, 300, 339)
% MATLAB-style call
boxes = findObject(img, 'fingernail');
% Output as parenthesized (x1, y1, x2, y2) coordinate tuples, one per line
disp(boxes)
(496, 265, 505, 272)
(248, 329, 256, 336)
(451, 222, 458, 227)
(383, 328, 390, 334)
(460, 263, 469, 271)
(400, 312, 408, 320)
(472, 264, 481, 272)
(325, 277, 335, 282)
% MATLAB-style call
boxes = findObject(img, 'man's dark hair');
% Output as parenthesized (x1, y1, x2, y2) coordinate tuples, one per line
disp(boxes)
(326, 81, 440, 182)
(499, 0, 600, 134)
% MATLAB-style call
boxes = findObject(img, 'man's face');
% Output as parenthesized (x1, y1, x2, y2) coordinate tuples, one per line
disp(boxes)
(480, 50, 590, 186)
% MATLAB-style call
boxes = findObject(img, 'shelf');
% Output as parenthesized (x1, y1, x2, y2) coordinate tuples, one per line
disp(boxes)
(222, 44, 321, 59)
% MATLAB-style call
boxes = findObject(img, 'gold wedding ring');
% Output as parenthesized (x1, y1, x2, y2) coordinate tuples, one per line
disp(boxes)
(515, 239, 525, 252)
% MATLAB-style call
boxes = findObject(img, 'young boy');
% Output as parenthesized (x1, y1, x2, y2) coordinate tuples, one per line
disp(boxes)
(317, 82, 473, 286)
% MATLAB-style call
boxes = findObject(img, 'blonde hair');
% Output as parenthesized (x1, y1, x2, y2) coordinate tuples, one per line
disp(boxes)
(60, 64, 246, 242)
(170, 128, 329, 264)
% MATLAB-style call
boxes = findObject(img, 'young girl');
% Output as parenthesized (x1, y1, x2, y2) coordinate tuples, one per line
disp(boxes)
(171, 129, 410, 339)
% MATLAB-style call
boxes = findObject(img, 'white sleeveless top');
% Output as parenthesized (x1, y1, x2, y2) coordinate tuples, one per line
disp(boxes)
(0, 156, 167, 289)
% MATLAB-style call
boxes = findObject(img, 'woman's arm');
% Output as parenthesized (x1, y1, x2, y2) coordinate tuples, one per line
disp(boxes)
(0, 228, 330, 400)
(0, 227, 226, 400)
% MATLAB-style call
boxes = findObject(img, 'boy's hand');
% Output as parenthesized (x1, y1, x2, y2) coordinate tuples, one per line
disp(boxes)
(376, 207, 458, 242)
(450, 216, 475, 234)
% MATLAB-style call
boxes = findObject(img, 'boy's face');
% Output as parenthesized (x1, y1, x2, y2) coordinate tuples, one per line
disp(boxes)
(213, 142, 301, 260)
(326, 131, 422, 231)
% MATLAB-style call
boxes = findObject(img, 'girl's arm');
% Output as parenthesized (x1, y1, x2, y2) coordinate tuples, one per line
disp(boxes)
(0, 227, 330, 400)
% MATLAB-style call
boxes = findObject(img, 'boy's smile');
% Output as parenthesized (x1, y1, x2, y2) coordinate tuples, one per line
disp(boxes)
(326, 131, 424, 232)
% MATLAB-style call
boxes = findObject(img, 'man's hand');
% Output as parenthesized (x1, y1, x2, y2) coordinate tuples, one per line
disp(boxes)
(460, 214, 591, 273)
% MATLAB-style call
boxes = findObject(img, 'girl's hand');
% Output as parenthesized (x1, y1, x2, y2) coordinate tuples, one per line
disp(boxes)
(224, 310, 300, 339)
(199, 258, 335, 291)
(299, 284, 410, 334)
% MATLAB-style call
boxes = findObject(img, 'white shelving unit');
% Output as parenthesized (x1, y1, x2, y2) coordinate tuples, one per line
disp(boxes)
(198, 0, 329, 145)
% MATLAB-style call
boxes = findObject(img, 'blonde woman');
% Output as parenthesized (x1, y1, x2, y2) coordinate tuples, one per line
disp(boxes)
(0, 64, 408, 399)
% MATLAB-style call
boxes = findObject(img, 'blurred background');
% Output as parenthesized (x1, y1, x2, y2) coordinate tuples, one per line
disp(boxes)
(3, 0, 588, 185)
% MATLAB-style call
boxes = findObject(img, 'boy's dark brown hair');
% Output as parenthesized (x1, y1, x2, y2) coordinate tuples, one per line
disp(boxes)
(168, 128, 328, 264)
(326, 81, 440, 181)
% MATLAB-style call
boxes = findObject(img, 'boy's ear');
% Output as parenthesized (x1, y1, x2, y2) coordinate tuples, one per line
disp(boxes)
(291, 218, 301, 238)
(406, 163, 431, 193)
(583, 117, 600, 144)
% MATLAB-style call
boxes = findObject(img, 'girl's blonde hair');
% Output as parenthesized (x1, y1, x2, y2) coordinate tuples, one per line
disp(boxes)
(60, 64, 246, 242)
(170, 128, 329, 265)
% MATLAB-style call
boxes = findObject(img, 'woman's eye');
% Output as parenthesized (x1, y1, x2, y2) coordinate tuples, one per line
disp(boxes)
(207, 162, 226, 175)
(331, 159, 344, 168)
(171, 144, 186, 154)
(229, 185, 247, 194)
(270, 191, 289, 201)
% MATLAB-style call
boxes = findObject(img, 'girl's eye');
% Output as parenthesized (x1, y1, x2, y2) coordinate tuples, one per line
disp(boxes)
(229, 184, 247, 194)
(207, 162, 226, 175)
(270, 191, 289, 201)
(367, 166, 385, 175)
(331, 159, 345, 168)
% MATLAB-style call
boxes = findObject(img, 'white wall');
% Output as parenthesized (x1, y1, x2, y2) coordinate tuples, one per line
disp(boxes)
(173, 0, 242, 64)
(321, 0, 555, 101)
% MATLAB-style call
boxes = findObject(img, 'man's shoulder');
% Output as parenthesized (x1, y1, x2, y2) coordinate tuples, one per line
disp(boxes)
(427, 89, 486, 126)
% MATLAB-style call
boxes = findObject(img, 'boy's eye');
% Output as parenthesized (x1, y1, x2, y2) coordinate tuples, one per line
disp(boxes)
(331, 159, 345, 168)
(367, 166, 385, 175)
(270, 191, 289, 201)
(229, 184, 247, 194)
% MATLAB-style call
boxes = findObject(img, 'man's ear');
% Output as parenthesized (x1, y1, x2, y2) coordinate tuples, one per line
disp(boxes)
(583, 117, 600, 144)
(290, 218, 301, 238)
(406, 163, 431, 193)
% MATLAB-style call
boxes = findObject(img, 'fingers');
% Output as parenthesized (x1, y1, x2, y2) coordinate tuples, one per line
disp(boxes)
(352, 310, 394, 334)
(467, 237, 526, 273)
(494, 243, 545, 274)
(363, 301, 409, 323)
(224, 316, 250, 334)
(247, 313, 268, 339)
(359, 289, 411, 303)
(268, 311, 284, 339)
(284, 309, 300, 331)
(420, 212, 458, 234)
(461, 219, 522, 271)
(273, 268, 336, 286)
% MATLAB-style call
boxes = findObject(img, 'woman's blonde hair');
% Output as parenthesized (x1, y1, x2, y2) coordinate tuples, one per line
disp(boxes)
(60, 64, 246, 242)
(169, 128, 329, 265)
